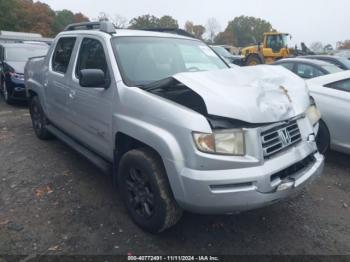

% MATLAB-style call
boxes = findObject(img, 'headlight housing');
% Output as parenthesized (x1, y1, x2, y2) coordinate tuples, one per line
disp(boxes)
(306, 105, 321, 126)
(192, 129, 245, 155)
(10, 72, 24, 80)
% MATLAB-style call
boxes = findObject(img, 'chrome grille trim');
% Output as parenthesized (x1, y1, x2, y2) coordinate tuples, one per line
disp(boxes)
(261, 120, 302, 158)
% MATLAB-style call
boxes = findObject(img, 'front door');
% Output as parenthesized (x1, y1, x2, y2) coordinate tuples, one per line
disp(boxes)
(68, 37, 115, 160)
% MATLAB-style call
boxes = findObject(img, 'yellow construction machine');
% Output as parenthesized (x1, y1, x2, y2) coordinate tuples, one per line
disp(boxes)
(241, 32, 291, 65)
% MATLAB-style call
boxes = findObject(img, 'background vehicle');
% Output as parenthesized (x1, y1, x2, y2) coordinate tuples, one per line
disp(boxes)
(0, 43, 49, 104)
(211, 45, 244, 66)
(240, 32, 291, 65)
(300, 55, 350, 70)
(25, 22, 324, 233)
(334, 49, 350, 60)
(274, 58, 343, 79)
(307, 71, 350, 154)
(0, 30, 53, 45)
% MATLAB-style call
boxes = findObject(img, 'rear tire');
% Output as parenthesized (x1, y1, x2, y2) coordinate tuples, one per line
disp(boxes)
(29, 96, 53, 140)
(118, 148, 182, 233)
(316, 119, 330, 155)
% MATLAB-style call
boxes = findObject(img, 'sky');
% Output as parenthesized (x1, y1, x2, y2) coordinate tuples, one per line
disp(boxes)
(37, 0, 349, 48)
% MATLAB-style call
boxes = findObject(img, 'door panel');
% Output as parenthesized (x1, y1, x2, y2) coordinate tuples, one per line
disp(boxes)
(312, 84, 350, 152)
(46, 37, 77, 130)
(67, 37, 115, 160)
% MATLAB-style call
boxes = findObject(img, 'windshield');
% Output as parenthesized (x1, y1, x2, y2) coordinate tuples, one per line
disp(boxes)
(282, 34, 288, 47)
(211, 46, 233, 57)
(112, 37, 228, 86)
(266, 34, 288, 51)
(322, 64, 343, 73)
(5, 46, 49, 62)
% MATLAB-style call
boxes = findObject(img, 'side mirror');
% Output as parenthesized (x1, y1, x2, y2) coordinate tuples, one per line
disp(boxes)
(79, 69, 108, 88)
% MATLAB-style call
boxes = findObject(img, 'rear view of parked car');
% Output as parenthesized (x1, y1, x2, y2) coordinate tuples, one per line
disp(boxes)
(274, 58, 343, 79)
(0, 43, 49, 104)
(307, 71, 350, 154)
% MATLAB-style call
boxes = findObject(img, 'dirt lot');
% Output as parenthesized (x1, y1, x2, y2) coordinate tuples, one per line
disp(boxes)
(0, 96, 350, 256)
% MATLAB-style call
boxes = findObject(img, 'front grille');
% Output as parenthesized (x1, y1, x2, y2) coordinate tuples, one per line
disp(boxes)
(271, 154, 316, 182)
(261, 120, 302, 158)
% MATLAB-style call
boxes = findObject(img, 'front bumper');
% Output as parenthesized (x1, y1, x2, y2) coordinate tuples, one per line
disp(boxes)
(7, 79, 26, 100)
(173, 146, 324, 214)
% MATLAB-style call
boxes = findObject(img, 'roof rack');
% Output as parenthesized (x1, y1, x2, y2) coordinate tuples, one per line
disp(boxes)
(141, 28, 196, 38)
(64, 21, 116, 34)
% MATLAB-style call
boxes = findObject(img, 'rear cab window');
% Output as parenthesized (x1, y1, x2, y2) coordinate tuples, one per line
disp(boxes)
(51, 37, 76, 74)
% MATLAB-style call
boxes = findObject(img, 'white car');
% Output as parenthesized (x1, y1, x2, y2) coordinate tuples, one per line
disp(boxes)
(307, 71, 350, 154)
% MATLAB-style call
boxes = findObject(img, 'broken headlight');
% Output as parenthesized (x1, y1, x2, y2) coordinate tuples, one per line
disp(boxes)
(306, 105, 321, 126)
(192, 130, 245, 155)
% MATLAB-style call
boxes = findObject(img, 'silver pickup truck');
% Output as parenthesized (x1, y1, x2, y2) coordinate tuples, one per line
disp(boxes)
(25, 22, 324, 233)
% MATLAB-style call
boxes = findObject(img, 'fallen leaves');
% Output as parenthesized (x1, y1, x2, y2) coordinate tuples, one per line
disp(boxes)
(48, 245, 60, 251)
(0, 219, 10, 226)
(0, 130, 14, 141)
(35, 185, 53, 198)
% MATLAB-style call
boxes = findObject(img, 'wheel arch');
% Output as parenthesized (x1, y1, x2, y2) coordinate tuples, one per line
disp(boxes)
(27, 89, 38, 101)
(113, 130, 186, 201)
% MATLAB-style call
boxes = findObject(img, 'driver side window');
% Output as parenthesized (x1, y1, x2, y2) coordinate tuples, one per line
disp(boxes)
(75, 38, 109, 79)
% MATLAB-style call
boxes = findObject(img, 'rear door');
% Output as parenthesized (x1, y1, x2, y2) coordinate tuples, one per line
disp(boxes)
(67, 36, 115, 160)
(46, 37, 77, 130)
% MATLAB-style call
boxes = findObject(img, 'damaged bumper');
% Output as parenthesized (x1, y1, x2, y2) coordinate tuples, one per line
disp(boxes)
(171, 142, 324, 214)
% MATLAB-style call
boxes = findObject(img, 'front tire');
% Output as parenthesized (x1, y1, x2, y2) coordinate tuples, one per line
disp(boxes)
(246, 54, 263, 66)
(29, 96, 53, 140)
(118, 148, 182, 233)
(316, 119, 330, 155)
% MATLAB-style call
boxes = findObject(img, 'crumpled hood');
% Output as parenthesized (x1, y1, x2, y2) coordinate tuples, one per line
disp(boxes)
(5, 61, 26, 74)
(173, 65, 310, 123)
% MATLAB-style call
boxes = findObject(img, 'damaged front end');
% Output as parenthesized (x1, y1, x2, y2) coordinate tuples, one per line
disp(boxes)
(143, 65, 312, 126)
(142, 65, 320, 158)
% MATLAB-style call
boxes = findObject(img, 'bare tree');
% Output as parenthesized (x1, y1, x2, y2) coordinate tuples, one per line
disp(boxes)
(114, 14, 128, 29)
(206, 18, 221, 43)
(310, 41, 324, 53)
(98, 12, 110, 22)
(97, 12, 128, 28)
(185, 21, 206, 39)
(337, 40, 350, 50)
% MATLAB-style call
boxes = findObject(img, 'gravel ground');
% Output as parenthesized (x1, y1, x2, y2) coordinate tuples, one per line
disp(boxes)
(0, 96, 349, 256)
